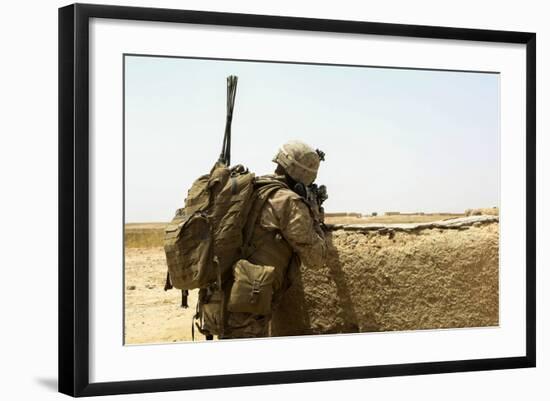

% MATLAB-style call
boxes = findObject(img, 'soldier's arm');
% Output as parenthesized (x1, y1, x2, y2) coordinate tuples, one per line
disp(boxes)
(274, 194, 327, 268)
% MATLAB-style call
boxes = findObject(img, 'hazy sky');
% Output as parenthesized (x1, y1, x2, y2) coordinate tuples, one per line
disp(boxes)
(124, 55, 499, 223)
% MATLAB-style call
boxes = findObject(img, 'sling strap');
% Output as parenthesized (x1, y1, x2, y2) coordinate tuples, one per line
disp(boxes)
(242, 180, 287, 258)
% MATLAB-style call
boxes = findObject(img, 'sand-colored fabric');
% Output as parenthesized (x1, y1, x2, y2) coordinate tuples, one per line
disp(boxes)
(228, 260, 276, 315)
(224, 184, 327, 338)
(259, 187, 327, 269)
(163, 162, 256, 290)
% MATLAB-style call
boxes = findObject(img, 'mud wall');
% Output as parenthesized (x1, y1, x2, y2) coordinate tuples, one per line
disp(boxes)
(271, 216, 499, 336)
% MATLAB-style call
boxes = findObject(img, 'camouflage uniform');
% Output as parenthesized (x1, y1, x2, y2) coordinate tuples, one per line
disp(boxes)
(222, 141, 327, 339)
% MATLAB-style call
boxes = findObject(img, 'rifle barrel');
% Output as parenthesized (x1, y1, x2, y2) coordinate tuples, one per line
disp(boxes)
(219, 75, 238, 165)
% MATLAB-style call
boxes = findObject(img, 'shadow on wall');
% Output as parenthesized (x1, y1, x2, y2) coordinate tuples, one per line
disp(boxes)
(271, 219, 499, 336)
(271, 233, 361, 336)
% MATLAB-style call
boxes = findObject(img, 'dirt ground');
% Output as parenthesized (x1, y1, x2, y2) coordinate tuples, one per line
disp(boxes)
(124, 248, 200, 344)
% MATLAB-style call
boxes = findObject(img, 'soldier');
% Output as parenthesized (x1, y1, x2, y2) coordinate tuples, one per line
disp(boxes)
(221, 140, 328, 338)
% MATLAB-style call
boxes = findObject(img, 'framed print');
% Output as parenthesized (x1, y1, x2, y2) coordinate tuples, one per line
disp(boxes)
(58, 3, 536, 397)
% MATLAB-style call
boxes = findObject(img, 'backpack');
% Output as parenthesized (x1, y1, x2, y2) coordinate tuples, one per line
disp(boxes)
(164, 161, 252, 290)
(163, 162, 285, 292)
(163, 75, 291, 337)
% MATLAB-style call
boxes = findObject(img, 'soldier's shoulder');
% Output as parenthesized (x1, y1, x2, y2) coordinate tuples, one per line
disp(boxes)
(268, 188, 310, 216)
(255, 175, 305, 204)
(273, 187, 302, 201)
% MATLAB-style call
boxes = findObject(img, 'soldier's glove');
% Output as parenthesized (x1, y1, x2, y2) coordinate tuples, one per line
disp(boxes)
(316, 185, 328, 205)
(308, 201, 324, 224)
(308, 184, 327, 224)
(294, 182, 326, 225)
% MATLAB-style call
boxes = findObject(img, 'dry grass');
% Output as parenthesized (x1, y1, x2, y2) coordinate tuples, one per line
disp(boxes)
(324, 213, 464, 225)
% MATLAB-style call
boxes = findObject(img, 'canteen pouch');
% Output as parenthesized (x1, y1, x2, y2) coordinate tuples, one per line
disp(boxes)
(228, 259, 275, 315)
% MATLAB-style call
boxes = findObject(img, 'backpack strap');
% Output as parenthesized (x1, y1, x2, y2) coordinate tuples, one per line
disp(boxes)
(181, 290, 189, 308)
(163, 271, 173, 291)
(242, 179, 287, 258)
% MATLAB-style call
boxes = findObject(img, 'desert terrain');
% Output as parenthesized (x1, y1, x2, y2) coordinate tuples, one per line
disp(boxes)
(124, 247, 199, 344)
(125, 210, 499, 344)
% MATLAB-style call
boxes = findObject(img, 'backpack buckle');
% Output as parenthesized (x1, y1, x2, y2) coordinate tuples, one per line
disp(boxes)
(250, 280, 261, 304)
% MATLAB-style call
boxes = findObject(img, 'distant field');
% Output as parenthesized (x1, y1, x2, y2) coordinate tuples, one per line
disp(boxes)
(125, 223, 166, 248)
(125, 223, 168, 230)
(124, 208, 503, 248)
(324, 214, 464, 225)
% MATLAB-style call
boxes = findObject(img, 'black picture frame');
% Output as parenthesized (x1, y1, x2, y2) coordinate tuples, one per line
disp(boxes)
(58, 3, 536, 397)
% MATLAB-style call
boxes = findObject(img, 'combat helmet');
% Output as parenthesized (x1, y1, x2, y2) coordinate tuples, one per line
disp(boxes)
(273, 140, 320, 185)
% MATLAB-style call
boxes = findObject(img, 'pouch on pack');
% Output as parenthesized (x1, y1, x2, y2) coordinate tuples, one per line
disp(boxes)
(227, 259, 276, 316)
